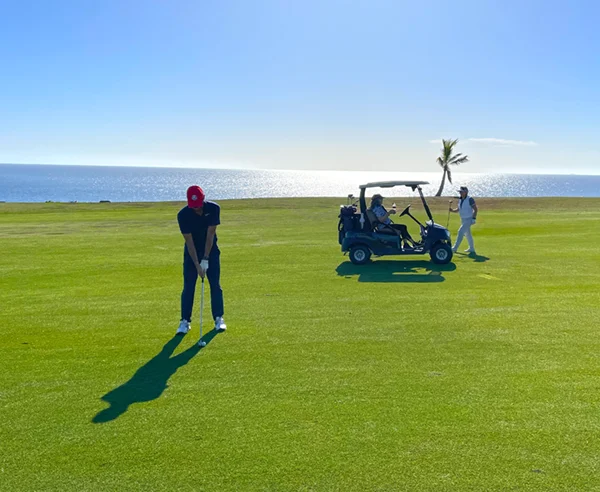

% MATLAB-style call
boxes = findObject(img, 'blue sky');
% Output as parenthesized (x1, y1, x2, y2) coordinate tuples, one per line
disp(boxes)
(1, 0, 599, 173)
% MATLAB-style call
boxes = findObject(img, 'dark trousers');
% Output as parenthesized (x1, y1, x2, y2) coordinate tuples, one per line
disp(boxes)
(382, 224, 415, 242)
(181, 250, 224, 322)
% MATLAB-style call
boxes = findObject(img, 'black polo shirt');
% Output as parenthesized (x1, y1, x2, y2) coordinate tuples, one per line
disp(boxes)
(177, 201, 220, 255)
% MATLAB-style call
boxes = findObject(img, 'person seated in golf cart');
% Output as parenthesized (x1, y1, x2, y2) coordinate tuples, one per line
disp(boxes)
(369, 194, 418, 248)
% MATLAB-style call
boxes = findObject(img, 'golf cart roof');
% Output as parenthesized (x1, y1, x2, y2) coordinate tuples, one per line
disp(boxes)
(359, 180, 429, 189)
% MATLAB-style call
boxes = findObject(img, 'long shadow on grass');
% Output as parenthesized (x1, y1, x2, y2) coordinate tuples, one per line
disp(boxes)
(92, 330, 219, 424)
(454, 252, 490, 263)
(336, 260, 456, 283)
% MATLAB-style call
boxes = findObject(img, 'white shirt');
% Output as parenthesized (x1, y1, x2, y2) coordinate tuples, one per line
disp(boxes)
(459, 196, 476, 219)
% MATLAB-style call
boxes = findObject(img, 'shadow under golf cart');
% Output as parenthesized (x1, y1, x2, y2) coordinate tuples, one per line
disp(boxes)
(92, 330, 220, 424)
(336, 260, 456, 283)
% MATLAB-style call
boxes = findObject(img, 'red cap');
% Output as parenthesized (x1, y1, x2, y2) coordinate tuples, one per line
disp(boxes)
(186, 185, 205, 208)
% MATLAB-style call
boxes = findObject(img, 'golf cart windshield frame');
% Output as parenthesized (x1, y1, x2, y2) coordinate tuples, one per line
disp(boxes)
(359, 182, 434, 223)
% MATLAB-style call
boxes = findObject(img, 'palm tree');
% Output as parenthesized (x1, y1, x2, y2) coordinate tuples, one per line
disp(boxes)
(435, 139, 469, 197)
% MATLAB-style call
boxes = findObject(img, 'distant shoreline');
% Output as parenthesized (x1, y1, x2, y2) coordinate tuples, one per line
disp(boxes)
(2, 164, 600, 201)
(2, 197, 600, 209)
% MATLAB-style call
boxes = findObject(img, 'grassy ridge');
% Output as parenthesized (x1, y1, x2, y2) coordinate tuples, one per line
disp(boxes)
(1, 198, 600, 491)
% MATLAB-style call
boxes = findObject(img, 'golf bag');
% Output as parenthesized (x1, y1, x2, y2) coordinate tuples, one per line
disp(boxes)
(338, 205, 359, 244)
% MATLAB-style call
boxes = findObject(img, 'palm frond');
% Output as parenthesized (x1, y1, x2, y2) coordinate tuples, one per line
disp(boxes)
(447, 167, 452, 184)
(441, 139, 457, 162)
(449, 155, 469, 166)
(442, 138, 458, 151)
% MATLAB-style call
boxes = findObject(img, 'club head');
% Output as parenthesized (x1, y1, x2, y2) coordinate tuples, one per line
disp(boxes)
(198, 340, 206, 348)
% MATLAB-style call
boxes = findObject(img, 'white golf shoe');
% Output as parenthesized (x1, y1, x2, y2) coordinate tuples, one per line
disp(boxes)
(176, 319, 190, 335)
(215, 317, 227, 331)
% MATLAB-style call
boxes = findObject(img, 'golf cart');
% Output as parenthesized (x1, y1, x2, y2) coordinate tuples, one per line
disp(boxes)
(338, 181, 453, 265)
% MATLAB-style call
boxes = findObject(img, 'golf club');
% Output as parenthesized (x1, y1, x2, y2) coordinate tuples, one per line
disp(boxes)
(197, 277, 206, 347)
(446, 200, 453, 228)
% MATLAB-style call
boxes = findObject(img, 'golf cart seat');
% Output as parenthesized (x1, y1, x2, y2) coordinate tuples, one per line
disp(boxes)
(366, 209, 397, 235)
(365, 209, 379, 230)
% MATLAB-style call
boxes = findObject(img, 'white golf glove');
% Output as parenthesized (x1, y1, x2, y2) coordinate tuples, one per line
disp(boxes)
(472, 218, 477, 225)
(200, 259, 209, 273)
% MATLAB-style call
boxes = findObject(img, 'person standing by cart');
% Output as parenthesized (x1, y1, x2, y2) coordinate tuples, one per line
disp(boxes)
(450, 186, 478, 254)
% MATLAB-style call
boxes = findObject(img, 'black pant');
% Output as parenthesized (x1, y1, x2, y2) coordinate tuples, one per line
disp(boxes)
(181, 250, 224, 322)
(384, 224, 416, 244)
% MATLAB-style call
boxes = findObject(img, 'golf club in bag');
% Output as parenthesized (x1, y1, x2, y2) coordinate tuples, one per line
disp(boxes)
(197, 278, 206, 347)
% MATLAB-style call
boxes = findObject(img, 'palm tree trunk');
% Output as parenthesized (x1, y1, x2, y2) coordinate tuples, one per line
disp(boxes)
(435, 168, 447, 197)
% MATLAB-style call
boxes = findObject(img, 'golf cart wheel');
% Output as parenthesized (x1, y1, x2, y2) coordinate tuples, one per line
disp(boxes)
(430, 243, 453, 264)
(349, 245, 371, 265)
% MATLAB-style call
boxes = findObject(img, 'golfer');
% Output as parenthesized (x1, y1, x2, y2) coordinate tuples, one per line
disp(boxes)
(370, 194, 417, 248)
(450, 186, 478, 254)
(176, 185, 226, 335)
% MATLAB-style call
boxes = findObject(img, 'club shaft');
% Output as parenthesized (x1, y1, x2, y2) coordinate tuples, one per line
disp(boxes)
(200, 278, 205, 340)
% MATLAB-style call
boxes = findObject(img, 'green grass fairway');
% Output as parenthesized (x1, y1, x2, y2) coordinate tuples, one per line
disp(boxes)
(1, 197, 600, 491)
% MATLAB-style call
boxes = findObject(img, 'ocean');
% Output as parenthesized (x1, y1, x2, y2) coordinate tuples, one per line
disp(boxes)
(1, 164, 599, 203)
